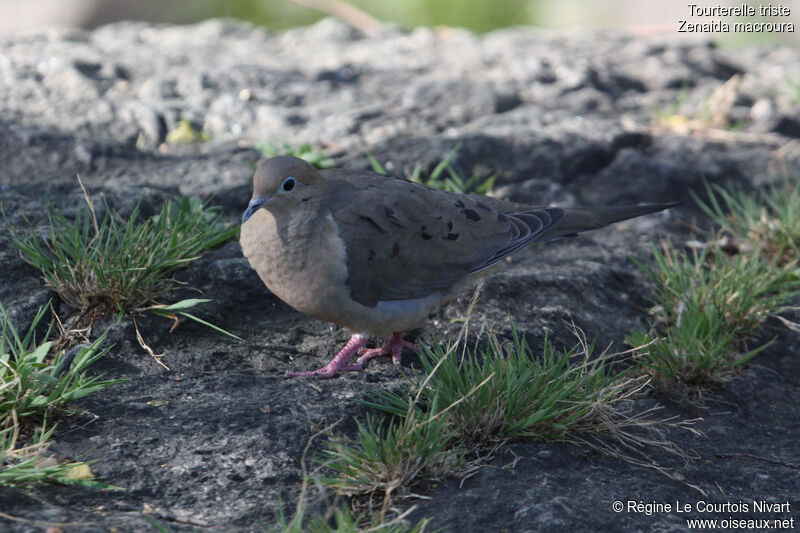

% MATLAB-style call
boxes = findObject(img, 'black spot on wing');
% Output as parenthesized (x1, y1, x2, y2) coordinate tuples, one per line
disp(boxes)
(462, 209, 481, 221)
(444, 233, 459, 240)
(475, 201, 492, 211)
(385, 206, 398, 220)
(454, 199, 465, 208)
(359, 215, 385, 232)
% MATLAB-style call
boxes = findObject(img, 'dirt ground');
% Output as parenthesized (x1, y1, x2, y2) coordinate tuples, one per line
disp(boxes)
(1, 18, 798, 532)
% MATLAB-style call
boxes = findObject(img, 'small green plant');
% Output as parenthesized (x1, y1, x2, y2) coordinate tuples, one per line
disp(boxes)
(319, 325, 689, 511)
(317, 408, 462, 507)
(627, 243, 800, 395)
(368, 330, 670, 455)
(6, 195, 240, 338)
(369, 145, 496, 195)
(0, 303, 123, 429)
(694, 180, 800, 266)
(257, 142, 334, 169)
(1, 419, 109, 488)
(278, 419, 433, 532)
(0, 302, 122, 487)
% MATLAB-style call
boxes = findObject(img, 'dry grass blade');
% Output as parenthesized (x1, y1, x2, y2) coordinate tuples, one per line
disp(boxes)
(132, 317, 169, 370)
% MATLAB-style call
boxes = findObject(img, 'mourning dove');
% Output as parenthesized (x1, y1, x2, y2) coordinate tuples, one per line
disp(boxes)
(240, 155, 676, 378)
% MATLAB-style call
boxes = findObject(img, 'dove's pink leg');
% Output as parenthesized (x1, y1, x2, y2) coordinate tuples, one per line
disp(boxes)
(285, 334, 369, 379)
(356, 332, 420, 366)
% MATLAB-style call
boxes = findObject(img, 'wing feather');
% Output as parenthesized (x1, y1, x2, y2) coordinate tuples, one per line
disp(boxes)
(322, 169, 556, 306)
(321, 168, 675, 306)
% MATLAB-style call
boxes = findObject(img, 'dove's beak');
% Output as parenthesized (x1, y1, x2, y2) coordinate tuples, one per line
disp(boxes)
(242, 196, 270, 224)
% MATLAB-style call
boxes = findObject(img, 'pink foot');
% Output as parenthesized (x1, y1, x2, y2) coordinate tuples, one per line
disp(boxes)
(285, 334, 369, 379)
(356, 332, 419, 367)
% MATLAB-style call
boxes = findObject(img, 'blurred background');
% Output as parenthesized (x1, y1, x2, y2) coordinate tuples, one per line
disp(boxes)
(1, 0, 798, 46)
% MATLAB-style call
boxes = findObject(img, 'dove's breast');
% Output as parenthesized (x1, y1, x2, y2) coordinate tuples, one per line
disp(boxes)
(240, 207, 450, 337)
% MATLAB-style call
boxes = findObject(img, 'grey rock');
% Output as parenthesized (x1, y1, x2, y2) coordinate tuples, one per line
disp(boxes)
(1, 17, 798, 532)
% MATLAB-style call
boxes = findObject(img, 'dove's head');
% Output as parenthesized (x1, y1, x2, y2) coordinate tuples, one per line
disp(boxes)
(242, 156, 324, 224)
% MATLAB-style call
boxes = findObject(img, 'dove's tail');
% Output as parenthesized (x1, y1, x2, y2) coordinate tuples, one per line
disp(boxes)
(536, 202, 681, 243)
(465, 201, 679, 277)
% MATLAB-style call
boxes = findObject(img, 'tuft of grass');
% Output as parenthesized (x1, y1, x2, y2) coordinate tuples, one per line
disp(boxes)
(1, 419, 110, 488)
(627, 243, 800, 395)
(368, 329, 678, 458)
(319, 324, 690, 509)
(694, 179, 800, 266)
(277, 419, 433, 532)
(5, 194, 240, 338)
(257, 142, 335, 169)
(629, 178, 800, 397)
(369, 145, 496, 195)
(0, 303, 123, 430)
(317, 409, 462, 507)
(1, 302, 122, 487)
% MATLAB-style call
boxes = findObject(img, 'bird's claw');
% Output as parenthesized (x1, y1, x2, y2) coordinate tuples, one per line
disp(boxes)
(284, 362, 365, 379)
(284, 332, 418, 379)
(356, 332, 419, 366)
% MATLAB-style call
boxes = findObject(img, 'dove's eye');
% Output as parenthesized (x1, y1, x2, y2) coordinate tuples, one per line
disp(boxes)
(280, 177, 296, 192)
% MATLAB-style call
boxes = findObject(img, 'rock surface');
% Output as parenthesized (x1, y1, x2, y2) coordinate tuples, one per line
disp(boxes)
(0, 18, 798, 532)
